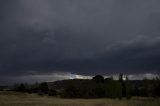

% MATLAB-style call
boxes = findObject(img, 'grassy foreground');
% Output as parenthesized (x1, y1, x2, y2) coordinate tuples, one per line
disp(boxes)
(0, 91, 159, 106)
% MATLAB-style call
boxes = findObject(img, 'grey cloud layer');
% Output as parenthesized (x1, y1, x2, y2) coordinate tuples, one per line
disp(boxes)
(0, 0, 160, 80)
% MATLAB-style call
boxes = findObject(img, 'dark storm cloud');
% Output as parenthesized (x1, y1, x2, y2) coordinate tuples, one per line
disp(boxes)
(0, 0, 160, 80)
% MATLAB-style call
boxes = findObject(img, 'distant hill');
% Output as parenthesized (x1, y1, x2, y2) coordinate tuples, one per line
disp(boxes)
(48, 79, 92, 90)
(47, 79, 144, 90)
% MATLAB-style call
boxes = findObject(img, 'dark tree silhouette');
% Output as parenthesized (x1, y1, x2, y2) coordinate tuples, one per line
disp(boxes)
(125, 76, 132, 99)
(92, 75, 104, 83)
(119, 73, 123, 83)
(39, 82, 48, 94)
(48, 89, 57, 96)
(63, 84, 78, 98)
(9, 74, 160, 99)
(17, 83, 26, 92)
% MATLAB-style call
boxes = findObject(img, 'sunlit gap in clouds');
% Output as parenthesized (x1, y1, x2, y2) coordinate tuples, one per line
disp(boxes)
(7, 72, 158, 84)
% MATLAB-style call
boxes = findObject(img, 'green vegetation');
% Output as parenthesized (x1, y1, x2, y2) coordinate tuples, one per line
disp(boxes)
(0, 74, 160, 106)
(8, 74, 160, 99)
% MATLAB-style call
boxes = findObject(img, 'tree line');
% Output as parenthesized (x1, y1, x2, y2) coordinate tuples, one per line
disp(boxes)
(11, 74, 160, 99)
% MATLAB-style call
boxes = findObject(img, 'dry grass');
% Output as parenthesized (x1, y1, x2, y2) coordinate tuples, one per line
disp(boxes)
(0, 91, 159, 106)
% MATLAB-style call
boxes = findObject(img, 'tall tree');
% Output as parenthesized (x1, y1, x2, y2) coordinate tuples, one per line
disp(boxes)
(92, 75, 104, 83)
(125, 76, 132, 99)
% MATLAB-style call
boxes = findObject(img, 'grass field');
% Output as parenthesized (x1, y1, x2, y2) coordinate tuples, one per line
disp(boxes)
(0, 91, 159, 106)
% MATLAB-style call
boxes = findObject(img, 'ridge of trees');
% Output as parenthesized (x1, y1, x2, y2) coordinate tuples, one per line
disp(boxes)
(9, 74, 160, 99)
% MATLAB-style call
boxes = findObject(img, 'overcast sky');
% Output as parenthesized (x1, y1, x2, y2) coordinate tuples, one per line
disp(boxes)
(0, 0, 160, 84)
